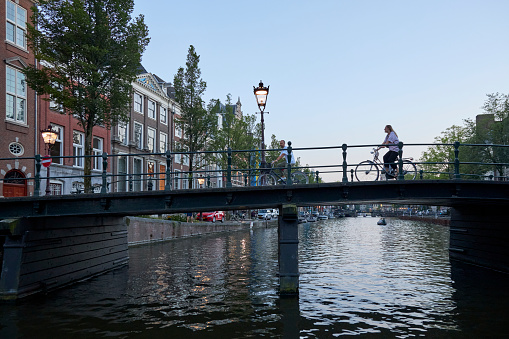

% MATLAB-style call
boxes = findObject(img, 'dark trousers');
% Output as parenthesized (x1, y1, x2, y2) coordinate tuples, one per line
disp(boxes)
(383, 151, 398, 171)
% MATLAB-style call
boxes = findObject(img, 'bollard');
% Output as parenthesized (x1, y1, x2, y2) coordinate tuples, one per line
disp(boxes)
(454, 141, 460, 179)
(286, 141, 293, 185)
(34, 154, 41, 197)
(165, 151, 172, 191)
(227, 148, 232, 187)
(342, 144, 348, 182)
(398, 141, 404, 180)
(101, 152, 108, 193)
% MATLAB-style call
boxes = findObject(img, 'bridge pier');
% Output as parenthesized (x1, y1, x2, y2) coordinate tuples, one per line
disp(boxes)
(0, 216, 128, 300)
(450, 205, 509, 273)
(278, 204, 299, 295)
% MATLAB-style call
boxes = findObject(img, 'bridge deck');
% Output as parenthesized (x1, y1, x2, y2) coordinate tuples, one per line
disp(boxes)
(1, 180, 508, 219)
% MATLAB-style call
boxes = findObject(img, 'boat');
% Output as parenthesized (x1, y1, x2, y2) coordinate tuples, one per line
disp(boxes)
(377, 218, 387, 225)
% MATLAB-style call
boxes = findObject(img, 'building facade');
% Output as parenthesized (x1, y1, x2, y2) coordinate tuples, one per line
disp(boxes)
(0, 0, 36, 197)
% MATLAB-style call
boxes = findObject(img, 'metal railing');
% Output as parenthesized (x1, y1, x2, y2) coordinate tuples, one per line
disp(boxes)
(1, 141, 509, 197)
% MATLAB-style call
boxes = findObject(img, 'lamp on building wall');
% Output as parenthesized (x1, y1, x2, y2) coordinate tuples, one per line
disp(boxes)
(41, 125, 59, 195)
(253, 81, 269, 168)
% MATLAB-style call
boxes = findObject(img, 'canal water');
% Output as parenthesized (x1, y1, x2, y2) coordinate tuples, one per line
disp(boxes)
(1, 217, 509, 338)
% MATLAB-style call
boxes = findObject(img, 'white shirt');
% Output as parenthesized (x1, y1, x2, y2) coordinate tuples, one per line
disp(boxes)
(384, 132, 399, 152)
(280, 146, 296, 164)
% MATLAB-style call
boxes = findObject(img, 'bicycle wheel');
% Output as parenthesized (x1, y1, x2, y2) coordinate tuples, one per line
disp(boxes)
(291, 171, 309, 184)
(355, 161, 379, 181)
(401, 160, 417, 180)
(257, 173, 277, 186)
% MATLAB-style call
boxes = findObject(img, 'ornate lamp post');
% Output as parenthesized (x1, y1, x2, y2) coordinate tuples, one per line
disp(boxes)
(253, 80, 269, 168)
(41, 125, 59, 195)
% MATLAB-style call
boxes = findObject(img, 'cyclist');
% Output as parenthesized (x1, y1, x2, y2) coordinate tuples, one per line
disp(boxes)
(271, 140, 296, 180)
(376, 125, 399, 179)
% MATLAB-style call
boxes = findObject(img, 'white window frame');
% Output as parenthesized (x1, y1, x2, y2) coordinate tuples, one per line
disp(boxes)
(49, 124, 64, 165)
(6, 1, 27, 49)
(160, 106, 167, 124)
(117, 155, 128, 192)
(73, 131, 84, 168)
(93, 136, 104, 171)
(176, 125, 182, 138)
(159, 132, 168, 153)
(6, 66, 26, 124)
(134, 92, 143, 113)
(133, 157, 143, 192)
(118, 122, 129, 145)
(147, 127, 156, 153)
(147, 99, 156, 120)
(174, 169, 180, 190)
(134, 121, 143, 149)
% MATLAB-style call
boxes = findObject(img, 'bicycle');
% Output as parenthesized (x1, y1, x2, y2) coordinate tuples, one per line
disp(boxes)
(256, 163, 309, 186)
(355, 148, 417, 181)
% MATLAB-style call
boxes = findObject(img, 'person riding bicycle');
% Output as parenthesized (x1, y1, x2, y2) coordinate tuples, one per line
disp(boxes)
(376, 125, 399, 179)
(271, 140, 296, 180)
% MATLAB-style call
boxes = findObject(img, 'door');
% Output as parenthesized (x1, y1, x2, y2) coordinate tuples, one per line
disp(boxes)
(3, 170, 27, 197)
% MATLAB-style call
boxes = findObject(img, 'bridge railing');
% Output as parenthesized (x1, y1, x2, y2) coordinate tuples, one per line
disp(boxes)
(1, 141, 509, 196)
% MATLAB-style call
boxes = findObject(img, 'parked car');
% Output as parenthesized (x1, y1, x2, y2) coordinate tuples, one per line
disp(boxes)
(257, 209, 272, 220)
(201, 211, 225, 223)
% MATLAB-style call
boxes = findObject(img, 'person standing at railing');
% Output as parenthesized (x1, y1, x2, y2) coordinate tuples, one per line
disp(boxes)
(272, 140, 296, 180)
(376, 125, 399, 178)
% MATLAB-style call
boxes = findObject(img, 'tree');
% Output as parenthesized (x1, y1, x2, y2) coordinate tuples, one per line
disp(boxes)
(24, 0, 149, 192)
(173, 45, 217, 186)
(420, 123, 474, 179)
(208, 95, 260, 172)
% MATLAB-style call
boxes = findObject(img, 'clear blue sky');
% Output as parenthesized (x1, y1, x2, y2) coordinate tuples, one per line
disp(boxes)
(134, 0, 509, 181)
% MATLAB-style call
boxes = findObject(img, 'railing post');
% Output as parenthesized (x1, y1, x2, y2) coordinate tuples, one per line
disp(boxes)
(101, 152, 108, 193)
(34, 154, 41, 197)
(165, 150, 172, 191)
(244, 173, 248, 186)
(342, 144, 348, 182)
(398, 142, 404, 180)
(419, 169, 423, 180)
(350, 169, 354, 181)
(315, 171, 319, 183)
(227, 148, 232, 187)
(286, 141, 293, 185)
(207, 175, 211, 188)
(454, 141, 460, 179)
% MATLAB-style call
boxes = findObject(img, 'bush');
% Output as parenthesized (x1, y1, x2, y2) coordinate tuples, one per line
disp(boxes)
(166, 214, 187, 222)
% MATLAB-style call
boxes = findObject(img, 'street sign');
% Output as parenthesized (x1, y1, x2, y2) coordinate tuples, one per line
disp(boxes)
(42, 155, 52, 168)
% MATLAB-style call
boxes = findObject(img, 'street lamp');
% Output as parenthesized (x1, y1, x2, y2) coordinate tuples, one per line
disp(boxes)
(197, 175, 205, 221)
(253, 80, 269, 168)
(41, 125, 59, 195)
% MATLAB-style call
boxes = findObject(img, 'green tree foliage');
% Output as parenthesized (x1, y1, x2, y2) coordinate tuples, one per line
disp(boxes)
(208, 95, 260, 172)
(420, 123, 474, 179)
(173, 45, 217, 185)
(24, 0, 149, 192)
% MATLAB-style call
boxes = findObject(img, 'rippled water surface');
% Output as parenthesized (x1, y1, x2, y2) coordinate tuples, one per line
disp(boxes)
(2, 217, 509, 338)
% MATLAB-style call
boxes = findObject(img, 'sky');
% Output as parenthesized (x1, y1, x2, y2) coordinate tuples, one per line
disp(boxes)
(133, 0, 509, 182)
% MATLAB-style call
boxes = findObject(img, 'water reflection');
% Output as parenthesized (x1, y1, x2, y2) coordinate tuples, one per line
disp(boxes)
(1, 218, 509, 338)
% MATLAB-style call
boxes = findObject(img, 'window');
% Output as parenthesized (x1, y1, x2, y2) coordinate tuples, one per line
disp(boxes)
(93, 137, 103, 171)
(49, 82, 63, 111)
(147, 127, 156, 152)
(72, 181, 84, 194)
(73, 131, 84, 167)
(134, 122, 143, 149)
(160, 106, 167, 124)
(159, 164, 166, 190)
(117, 155, 128, 192)
(176, 125, 182, 138)
(6, 1, 26, 49)
(6, 66, 26, 123)
(174, 169, 180, 190)
(49, 182, 62, 195)
(133, 158, 142, 191)
(147, 100, 156, 119)
(118, 122, 128, 145)
(50, 124, 63, 165)
(174, 142, 181, 164)
(134, 92, 143, 113)
(159, 132, 168, 153)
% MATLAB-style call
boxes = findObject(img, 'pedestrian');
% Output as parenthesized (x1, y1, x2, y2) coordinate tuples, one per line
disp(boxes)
(271, 140, 296, 180)
(376, 125, 399, 178)
(186, 212, 193, 223)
